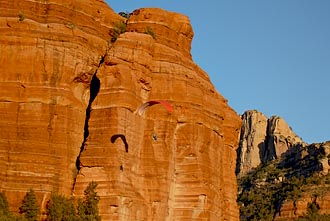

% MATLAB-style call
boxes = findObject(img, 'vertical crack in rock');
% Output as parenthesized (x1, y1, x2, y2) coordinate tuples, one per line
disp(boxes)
(77, 73, 100, 167)
(72, 54, 105, 192)
(263, 119, 272, 163)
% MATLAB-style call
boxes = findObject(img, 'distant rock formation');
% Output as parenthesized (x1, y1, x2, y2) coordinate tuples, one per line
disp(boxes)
(238, 140, 330, 220)
(236, 110, 306, 176)
(0, 1, 241, 220)
(236, 110, 268, 176)
(274, 141, 330, 220)
(236, 112, 330, 221)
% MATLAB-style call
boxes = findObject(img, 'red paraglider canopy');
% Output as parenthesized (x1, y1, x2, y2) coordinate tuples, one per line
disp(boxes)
(137, 100, 173, 116)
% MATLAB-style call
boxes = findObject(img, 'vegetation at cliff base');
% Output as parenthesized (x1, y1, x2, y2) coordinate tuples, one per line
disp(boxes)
(46, 193, 76, 221)
(77, 181, 101, 221)
(19, 189, 39, 221)
(0, 182, 100, 221)
(237, 143, 330, 221)
(0, 191, 11, 219)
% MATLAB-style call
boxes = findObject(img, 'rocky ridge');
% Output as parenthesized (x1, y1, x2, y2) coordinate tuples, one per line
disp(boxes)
(0, 1, 241, 220)
(238, 140, 330, 220)
(236, 110, 330, 220)
(274, 141, 330, 220)
(236, 110, 305, 176)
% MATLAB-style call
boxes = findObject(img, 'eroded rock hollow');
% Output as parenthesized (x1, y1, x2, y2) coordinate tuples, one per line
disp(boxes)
(0, 1, 241, 220)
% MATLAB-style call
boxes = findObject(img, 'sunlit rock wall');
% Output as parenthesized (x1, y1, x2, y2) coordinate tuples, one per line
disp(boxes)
(0, 1, 241, 220)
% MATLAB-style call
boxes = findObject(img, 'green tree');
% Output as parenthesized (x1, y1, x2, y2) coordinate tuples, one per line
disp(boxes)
(0, 191, 10, 217)
(19, 189, 39, 221)
(46, 193, 76, 221)
(118, 11, 130, 19)
(77, 198, 85, 220)
(77, 182, 100, 221)
(0, 191, 26, 220)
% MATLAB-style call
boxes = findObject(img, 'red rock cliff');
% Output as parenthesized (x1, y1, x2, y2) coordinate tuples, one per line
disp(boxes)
(0, 1, 241, 220)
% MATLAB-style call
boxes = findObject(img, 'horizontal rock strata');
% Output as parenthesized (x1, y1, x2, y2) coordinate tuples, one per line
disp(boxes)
(0, 1, 241, 220)
(0, 0, 122, 213)
(74, 7, 241, 220)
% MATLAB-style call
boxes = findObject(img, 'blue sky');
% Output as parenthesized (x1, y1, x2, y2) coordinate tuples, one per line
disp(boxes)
(106, 0, 330, 144)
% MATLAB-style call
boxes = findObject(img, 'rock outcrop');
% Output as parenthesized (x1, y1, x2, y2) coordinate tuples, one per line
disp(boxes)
(274, 142, 330, 220)
(238, 139, 330, 220)
(0, 1, 241, 220)
(236, 110, 268, 176)
(276, 193, 330, 220)
(236, 110, 305, 176)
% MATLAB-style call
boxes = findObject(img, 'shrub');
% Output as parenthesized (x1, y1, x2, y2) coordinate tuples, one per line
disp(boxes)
(145, 26, 156, 39)
(18, 12, 25, 22)
(110, 21, 126, 42)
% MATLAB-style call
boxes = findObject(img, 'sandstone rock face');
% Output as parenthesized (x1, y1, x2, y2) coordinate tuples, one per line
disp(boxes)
(0, 0, 123, 211)
(275, 194, 330, 220)
(319, 142, 330, 175)
(236, 110, 305, 176)
(73, 8, 241, 221)
(0, 1, 241, 220)
(275, 198, 311, 220)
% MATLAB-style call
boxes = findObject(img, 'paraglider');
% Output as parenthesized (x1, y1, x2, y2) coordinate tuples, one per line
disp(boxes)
(152, 133, 158, 141)
(110, 134, 128, 153)
(137, 100, 173, 116)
